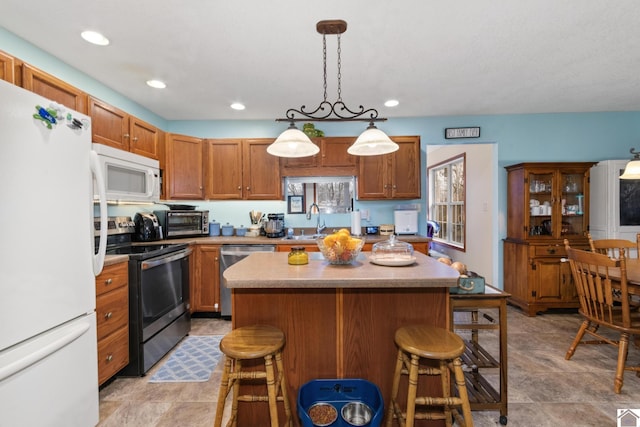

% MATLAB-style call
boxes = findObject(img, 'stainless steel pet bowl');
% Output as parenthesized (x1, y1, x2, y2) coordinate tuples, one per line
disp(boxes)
(340, 401, 372, 426)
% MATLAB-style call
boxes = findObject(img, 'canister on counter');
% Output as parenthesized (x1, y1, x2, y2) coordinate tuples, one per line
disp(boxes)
(379, 224, 395, 236)
(288, 246, 309, 265)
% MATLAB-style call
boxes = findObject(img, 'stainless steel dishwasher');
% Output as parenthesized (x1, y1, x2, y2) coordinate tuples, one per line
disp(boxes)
(219, 245, 276, 318)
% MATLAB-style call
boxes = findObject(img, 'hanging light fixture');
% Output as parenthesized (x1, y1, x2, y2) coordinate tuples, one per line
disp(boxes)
(270, 19, 398, 158)
(620, 148, 640, 179)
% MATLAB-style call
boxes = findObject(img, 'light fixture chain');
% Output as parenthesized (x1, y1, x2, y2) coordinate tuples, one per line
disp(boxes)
(323, 34, 328, 102)
(337, 33, 342, 102)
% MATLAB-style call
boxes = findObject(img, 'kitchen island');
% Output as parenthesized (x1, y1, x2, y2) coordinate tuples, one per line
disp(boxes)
(224, 251, 459, 426)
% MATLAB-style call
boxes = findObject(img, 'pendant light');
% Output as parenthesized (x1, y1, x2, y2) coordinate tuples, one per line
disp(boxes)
(620, 148, 640, 179)
(270, 19, 398, 158)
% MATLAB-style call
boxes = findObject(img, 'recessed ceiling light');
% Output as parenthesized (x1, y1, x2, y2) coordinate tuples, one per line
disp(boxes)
(230, 103, 246, 111)
(384, 99, 399, 107)
(80, 31, 109, 46)
(146, 80, 166, 89)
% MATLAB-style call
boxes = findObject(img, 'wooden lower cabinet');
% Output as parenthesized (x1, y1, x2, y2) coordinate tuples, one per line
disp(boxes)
(503, 239, 584, 316)
(95, 261, 129, 385)
(192, 245, 221, 313)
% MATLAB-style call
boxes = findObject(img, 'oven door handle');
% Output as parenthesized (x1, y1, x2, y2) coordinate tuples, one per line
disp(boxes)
(141, 248, 192, 270)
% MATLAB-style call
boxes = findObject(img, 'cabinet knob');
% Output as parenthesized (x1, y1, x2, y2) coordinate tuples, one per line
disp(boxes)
(104, 312, 113, 320)
(106, 354, 113, 362)
(123, 133, 130, 139)
(393, 184, 397, 189)
(237, 186, 242, 190)
(246, 186, 250, 191)
(104, 278, 113, 285)
(132, 136, 138, 142)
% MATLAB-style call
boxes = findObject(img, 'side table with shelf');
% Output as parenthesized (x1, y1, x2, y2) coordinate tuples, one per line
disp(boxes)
(450, 284, 509, 425)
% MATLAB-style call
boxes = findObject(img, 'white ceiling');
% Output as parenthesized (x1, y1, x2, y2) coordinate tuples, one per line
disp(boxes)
(2, 1, 640, 121)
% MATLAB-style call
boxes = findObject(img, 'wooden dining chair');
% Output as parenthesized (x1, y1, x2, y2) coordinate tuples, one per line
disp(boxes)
(563, 240, 640, 393)
(587, 233, 638, 259)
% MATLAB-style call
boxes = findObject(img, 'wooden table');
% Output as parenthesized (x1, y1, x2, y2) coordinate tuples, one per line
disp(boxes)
(224, 251, 459, 426)
(449, 285, 510, 426)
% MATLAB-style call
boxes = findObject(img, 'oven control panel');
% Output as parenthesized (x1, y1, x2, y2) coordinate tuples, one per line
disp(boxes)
(94, 216, 135, 236)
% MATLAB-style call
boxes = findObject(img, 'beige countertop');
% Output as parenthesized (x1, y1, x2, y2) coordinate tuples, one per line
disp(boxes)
(223, 251, 458, 289)
(155, 234, 431, 246)
(104, 254, 128, 266)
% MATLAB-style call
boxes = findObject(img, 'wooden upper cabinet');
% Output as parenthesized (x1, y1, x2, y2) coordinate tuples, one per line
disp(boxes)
(205, 138, 281, 200)
(166, 134, 204, 199)
(21, 64, 87, 114)
(357, 135, 421, 200)
(0, 50, 15, 83)
(129, 117, 159, 159)
(90, 97, 129, 151)
(280, 137, 357, 177)
(205, 139, 244, 199)
(243, 139, 282, 200)
(89, 96, 159, 160)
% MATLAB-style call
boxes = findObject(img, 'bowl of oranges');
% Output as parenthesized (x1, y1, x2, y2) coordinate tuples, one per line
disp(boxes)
(317, 229, 365, 265)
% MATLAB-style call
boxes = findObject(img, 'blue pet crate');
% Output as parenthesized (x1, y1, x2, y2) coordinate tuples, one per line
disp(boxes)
(298, 378, 384, 427)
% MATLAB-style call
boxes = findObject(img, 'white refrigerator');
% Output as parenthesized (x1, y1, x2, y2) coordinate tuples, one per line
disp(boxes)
(0, 79, 107, 426)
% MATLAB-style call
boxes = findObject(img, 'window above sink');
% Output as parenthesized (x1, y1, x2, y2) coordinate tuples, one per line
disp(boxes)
(285, 176, 355, 215)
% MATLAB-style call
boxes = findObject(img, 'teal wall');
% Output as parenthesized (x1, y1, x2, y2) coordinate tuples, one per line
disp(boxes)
(3, 26, 639, 288)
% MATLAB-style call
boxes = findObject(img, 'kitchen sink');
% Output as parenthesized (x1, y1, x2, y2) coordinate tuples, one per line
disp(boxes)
(282, 234, 326, 240)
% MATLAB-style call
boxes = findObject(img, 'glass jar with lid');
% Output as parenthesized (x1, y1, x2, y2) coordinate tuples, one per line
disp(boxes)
(288, 246, 309, 265)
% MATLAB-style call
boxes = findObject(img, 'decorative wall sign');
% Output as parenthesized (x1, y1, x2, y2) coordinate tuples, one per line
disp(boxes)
(445, 127, 481, 139)
(288, 195, 305, 214)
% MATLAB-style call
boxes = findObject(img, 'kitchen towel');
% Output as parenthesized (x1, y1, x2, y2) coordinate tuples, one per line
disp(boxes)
(148, 335, 223, 383)
(351, 210, 361, 235)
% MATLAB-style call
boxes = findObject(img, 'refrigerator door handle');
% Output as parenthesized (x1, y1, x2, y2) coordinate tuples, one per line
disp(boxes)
(0, 321, 90, 382)
(91, 150, 108, 276)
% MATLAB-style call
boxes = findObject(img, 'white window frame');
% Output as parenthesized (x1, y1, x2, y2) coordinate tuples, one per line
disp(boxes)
(428, 153, 466, 250)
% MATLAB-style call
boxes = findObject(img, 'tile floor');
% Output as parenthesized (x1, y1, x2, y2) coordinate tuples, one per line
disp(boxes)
(98, 306, 640, 426)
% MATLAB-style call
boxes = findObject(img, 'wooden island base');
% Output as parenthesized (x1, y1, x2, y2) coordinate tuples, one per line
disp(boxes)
(232, 286, 449, 426)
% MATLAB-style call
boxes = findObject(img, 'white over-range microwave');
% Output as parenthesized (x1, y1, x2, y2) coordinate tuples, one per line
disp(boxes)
(92, 143, 160, 203)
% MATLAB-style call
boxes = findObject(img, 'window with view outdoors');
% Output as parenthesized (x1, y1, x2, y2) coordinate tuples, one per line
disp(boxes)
(428, 154, 466, 249)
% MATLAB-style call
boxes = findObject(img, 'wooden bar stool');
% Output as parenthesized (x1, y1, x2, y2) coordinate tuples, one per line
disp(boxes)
(386, 325, 474, 427)
(214, 325, 292, 427)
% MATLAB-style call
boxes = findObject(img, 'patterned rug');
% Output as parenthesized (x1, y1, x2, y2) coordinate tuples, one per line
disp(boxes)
(148, 335, 223, 383)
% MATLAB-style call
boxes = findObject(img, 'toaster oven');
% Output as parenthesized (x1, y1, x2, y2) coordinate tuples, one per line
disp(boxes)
(154, 210, 209, 238)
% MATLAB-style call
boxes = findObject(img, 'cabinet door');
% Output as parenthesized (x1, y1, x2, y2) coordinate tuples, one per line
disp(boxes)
(167, 134, 204, 199)
(526, 169, 556, 237)
(390, 137, 421, 199)
(243, 139, 282, 200)
(205, 139, 243, 199)
(0, 50, 15, 83)
(357, 154, 388, 199)
(89, 97, 130, 151)
(320, 138, 357, 168)
(22, 64, 87, 113)
(559, 169, 589, 238)
(193, 246, 220, 312)
(281, 140, 319, 172)
(531, 258, 564, 302)
(130, 117, 159, 160)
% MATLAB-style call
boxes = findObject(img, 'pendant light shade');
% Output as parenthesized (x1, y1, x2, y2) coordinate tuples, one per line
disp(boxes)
(620, 148, 640, 179)
(267, 123, 319, 158)
(347, 123, 399, 156)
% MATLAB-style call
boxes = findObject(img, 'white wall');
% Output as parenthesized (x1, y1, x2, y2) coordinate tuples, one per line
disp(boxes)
(426, 143, 497, 287)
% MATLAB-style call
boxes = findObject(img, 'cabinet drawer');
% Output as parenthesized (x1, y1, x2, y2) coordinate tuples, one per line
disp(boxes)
(96, 262, 128, 296)
(96, 285, 128, 340)
(532, 245, 566, 257)
(97, 326, 129, 385)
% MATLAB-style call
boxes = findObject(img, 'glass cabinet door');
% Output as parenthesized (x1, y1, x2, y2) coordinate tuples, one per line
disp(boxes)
(560, 172, 586, 237)
(528, 172, 554, 237)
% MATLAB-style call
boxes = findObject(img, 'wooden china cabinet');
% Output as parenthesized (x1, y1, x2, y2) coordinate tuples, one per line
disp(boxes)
(503, 162, 595, 316)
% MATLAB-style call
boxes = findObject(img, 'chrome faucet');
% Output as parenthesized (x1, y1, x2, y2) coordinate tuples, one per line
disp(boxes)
(307, 203, 326, 234)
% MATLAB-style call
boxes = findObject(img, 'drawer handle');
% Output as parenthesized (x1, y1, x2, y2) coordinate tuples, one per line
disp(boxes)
(104, 278, 113, 285)
(104, 312, 113, 320)
(106, 354, 113, 362)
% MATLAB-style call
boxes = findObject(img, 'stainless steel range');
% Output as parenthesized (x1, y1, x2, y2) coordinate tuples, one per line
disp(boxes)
(95, 216, 191, 376)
